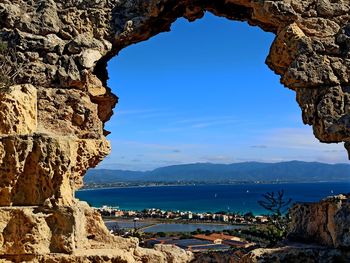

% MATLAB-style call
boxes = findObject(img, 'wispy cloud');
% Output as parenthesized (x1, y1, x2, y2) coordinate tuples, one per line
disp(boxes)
(251, 145, 268, 149)
(191, 119, 239, 128)
(110, 139, 207, 151)
(251, 127, 348, 163)
(156, 115, 245, 132)
(324, 150, 344, 153)
(138, 117, 243, 134)
(201, 155, 236, 163)
(99, 125, 349, 171)
(174, 115, 237, 124)
(116, 109, 160, 116)
(115, 108, 175, 120)
(96, 162, 155, 171)
(262, 128, 344, 151)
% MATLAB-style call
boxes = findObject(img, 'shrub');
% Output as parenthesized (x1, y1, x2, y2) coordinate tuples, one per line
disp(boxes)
(0, 40, 24, 89)
(156, 231, 166, 238)
(258, 190, 292, 246)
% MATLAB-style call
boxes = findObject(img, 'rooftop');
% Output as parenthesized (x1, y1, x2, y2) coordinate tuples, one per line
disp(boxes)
(193, 233, 241, 242)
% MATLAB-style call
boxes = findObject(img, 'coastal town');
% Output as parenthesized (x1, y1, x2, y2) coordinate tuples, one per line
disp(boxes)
(97, 205, 269, 224)
(96, 205, 270, 254)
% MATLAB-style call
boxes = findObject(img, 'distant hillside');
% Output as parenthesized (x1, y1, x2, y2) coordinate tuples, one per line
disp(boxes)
(84, 161, 350, 184)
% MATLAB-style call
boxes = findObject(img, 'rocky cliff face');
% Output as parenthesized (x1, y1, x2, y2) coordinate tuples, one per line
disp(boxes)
(192, 196, 350, 263)
(0, 0, 349, 262)
(288, 194, 350, 248)
(239, 195, 350, 263)
(240, 245, 350, 263)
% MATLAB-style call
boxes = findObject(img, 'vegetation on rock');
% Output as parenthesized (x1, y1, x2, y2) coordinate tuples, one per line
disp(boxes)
(0, 40, 24, 89)
(258, 190, 292, 246)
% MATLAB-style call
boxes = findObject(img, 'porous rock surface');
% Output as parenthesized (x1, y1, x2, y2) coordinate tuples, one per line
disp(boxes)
(288, 194, 350, 248)
(238, 195, 350, 263)
(0, 0, 350, 262)
(0, 201, 194, 262)
(192, 194, 350, 263)
(239, 245, 350, 263)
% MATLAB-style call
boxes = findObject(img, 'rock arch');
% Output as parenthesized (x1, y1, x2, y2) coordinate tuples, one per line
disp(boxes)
(0, 0, 349, 261)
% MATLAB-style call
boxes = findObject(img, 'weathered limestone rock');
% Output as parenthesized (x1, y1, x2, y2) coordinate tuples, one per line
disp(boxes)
(37, 88, 104, 139)
(0, 0, 349, 153)
(0, 0, 350, 262)
(0, 135, 110, 206)
(0, 202, 134, 254)
(1, 247, 192, 263)
(240, 245, 350, 263)
(79, 49, 102, 69)
(0, 85, 37, 136)
(266, 23, 311, 76)
(153, 244, 194, 262)
(0, 202, 193, 262)
(240, 195, 350, 262)
(192, 250, 243, 263)
(288, 194, 350, 248)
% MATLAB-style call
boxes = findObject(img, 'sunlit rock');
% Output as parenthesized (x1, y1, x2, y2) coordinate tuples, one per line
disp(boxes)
(0, 85, 37, 136)
(288, 194, 350, 248)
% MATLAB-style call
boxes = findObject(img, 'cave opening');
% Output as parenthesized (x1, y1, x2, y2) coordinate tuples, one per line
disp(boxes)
(100, 12, 346, 172)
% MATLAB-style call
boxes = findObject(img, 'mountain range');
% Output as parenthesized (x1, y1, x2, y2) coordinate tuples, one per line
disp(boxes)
(84, 161, 350, 184)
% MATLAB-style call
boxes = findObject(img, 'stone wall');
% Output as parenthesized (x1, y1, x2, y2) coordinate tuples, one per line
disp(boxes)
(0, 0, 349, 262)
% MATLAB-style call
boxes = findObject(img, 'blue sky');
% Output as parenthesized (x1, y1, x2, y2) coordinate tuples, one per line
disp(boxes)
(101, 12, 347, 171)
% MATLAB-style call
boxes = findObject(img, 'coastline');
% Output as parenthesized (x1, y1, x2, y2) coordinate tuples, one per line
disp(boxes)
(104, 218, 240, 226)
(78, 183, 194, 191)
(78, 181, 346, 191)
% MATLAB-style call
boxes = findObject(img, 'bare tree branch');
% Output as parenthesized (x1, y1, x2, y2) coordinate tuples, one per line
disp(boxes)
(258, 190, 293, 246)
(0, 40, 26, 89)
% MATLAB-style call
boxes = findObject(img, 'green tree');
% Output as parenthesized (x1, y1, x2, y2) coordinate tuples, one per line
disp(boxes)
(244, 211, 254, 219)
(258, 190, 292, 246)
(156, 232, 166, 238)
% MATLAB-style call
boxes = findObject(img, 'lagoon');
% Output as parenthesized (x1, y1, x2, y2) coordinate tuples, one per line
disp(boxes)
(143, 223, 242, 233)
(104, 221, 242, 233)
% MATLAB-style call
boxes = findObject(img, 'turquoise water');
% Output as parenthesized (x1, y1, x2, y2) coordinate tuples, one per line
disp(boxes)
(76, 182, 350, 214)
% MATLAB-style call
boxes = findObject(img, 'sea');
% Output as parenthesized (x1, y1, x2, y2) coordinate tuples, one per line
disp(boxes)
(76, 182, 350, 215)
